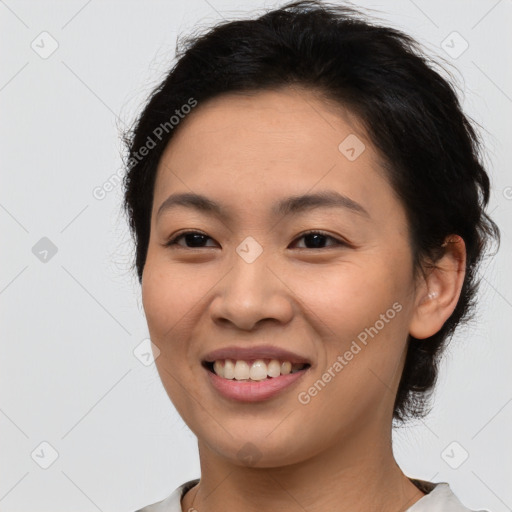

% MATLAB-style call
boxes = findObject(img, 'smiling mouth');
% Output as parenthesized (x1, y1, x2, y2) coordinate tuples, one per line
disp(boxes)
(202, 359, 311, 381)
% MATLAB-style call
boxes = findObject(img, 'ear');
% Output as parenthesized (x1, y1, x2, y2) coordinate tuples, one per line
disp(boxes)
(409, 235, 466, 340)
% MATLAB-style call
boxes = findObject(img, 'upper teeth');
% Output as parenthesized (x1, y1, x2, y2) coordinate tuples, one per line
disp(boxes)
(212, 359, 306, 380)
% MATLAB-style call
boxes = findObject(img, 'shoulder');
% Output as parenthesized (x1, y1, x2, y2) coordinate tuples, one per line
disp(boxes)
(133, 478, 200, 512)
(407, 479, 490, 512)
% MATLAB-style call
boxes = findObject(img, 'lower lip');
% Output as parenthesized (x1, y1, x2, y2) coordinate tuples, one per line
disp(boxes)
(205, 366, 309, 402)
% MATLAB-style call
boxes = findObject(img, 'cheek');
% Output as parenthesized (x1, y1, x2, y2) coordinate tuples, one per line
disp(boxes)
(303, 256, 412, 386)
(141, 254, 210, 337)
(297, 257, 408, 340)
(141, 257, 207, 411)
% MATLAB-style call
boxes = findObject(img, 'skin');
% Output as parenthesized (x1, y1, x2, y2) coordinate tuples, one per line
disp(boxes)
(141, 86, 466, 512)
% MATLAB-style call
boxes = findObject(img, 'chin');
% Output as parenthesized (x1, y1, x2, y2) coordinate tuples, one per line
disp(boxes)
(198, 428, 313, 468)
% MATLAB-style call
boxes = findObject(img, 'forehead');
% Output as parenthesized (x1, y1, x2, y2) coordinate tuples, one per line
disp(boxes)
(159, 86, 368, 165)
(152, 87, 396, 222)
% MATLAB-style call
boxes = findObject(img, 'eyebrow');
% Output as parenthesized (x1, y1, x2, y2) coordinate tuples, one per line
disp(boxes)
(156, 190, 370, 221)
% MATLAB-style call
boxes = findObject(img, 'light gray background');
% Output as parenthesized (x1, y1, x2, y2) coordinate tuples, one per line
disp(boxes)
(1, 0, 511, 511)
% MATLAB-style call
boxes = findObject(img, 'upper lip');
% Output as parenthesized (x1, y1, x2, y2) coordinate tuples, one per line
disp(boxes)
(202, 344, 312, 365)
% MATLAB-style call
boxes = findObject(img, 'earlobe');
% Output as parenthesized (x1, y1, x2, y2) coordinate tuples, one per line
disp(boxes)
(409, 235, 466, 340)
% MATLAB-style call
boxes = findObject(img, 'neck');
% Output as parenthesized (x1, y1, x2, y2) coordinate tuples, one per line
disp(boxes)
(181, 422, 424, 512)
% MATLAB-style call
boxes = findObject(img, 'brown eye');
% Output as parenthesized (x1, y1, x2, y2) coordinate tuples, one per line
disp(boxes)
(291, 230, 346, 249)
(165, 231, 218, 248)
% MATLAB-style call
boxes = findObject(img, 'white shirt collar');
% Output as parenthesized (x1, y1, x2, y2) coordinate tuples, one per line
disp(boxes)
(135, 478, 488, 512)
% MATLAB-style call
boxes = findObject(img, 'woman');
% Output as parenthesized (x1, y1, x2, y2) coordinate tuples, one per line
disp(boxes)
(123, 1, 500, 510)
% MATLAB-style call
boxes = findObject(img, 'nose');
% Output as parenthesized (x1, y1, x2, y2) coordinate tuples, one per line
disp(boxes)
(209, 252, 294, 331)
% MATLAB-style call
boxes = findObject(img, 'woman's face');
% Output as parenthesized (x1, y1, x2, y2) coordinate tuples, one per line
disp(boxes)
(142, 87, 418, 467)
